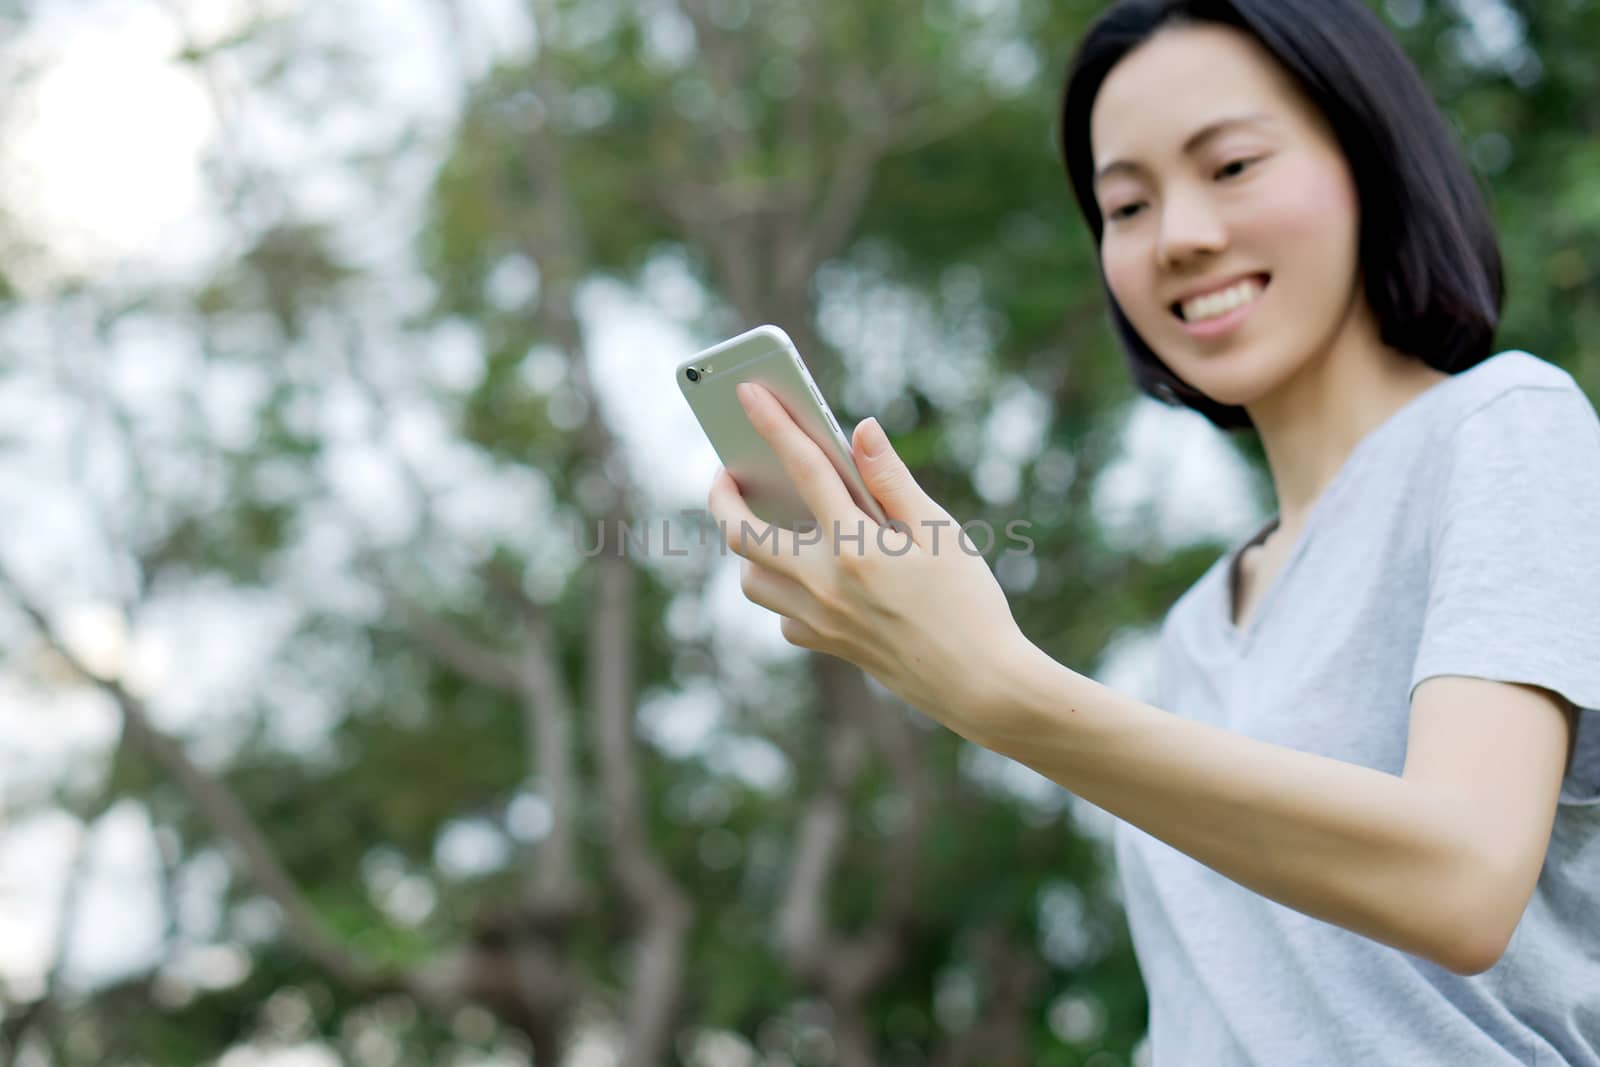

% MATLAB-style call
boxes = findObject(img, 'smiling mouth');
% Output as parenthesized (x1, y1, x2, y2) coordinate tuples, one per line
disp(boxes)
(1171, 271, 1267, 321)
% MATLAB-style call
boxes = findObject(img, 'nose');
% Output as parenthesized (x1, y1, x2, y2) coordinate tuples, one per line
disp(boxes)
(1155, 183, 1228, 271)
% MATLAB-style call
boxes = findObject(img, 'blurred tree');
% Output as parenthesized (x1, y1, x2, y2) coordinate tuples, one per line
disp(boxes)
(0, 0, 1595, 1065)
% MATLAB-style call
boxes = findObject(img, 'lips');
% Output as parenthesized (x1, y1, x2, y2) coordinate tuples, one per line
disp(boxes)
(1170, 273, 1271, 322)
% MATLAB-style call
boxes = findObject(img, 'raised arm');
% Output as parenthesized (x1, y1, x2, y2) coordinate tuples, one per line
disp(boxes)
(707, 380, 1578, 977)
(977, 649, 1574, 976)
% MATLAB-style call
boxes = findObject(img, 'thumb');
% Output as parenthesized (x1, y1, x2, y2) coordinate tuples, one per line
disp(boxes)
(853, 417, 951, 533)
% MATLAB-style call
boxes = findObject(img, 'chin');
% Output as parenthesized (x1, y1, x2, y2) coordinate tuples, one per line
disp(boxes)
(1162, 342, 1290, 409)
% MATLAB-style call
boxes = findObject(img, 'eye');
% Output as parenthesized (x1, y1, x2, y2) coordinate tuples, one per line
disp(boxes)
(1107, 201, 1145, 222)
(1215, 156, 1260, 180)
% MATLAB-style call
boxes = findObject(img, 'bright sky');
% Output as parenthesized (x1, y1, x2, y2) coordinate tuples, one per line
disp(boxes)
(0, 2, 215, 284)
(0, 0, 1250, 1061)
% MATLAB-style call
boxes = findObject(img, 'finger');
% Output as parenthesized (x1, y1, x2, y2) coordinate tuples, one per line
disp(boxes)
(707, 467, 804, 575)
(851, 416, 955, 543)
(779, 614, 829, 652)
(737, 381, 864, 532)
(739, 559, 816, 622)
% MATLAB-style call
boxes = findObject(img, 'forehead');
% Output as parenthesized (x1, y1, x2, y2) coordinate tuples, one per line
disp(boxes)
(1090, 23, 1314, 165)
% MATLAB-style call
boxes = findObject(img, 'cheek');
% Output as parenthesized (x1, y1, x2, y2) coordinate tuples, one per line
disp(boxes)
(1100, 240, 1152, 319)
(1244, 158, 1360, 269)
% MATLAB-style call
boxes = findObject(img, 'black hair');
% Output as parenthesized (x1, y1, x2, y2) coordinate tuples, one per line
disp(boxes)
(1059, 0, 1505, 432)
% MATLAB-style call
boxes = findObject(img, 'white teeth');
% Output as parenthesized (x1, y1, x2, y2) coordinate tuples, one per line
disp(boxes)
(1181, 277, 1265, 323)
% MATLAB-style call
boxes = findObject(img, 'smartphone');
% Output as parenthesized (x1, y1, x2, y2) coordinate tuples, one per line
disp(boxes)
(676, 324, 890, 532)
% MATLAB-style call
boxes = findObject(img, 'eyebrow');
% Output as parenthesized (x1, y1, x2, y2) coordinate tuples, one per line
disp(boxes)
(1093, 112, 1276, 186)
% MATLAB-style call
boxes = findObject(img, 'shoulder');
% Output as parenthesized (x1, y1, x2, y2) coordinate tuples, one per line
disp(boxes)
(1433, 350, 1597, 436)
(1411, 351, 1600, 479)
(1418, 351, 1600, 539)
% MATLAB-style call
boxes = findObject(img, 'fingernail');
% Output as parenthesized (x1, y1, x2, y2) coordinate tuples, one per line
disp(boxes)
(736, 383, 757, 412)
(861, 417, 888, 458)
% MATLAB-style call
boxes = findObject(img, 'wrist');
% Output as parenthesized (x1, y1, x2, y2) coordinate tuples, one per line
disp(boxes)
(968, 633, 1072, 750)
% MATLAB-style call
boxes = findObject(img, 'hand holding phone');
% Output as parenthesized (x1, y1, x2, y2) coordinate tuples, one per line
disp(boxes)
(690, 327, 1036, 747)
(676, 325, 890, 532)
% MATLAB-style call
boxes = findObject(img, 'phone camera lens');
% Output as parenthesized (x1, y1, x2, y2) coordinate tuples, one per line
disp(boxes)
(685, 367, 701, 383)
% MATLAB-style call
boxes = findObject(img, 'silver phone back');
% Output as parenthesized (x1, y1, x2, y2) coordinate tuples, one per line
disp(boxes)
(676, 325, 889, 532)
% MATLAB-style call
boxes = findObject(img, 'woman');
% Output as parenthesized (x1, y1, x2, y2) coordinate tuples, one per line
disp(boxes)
(706, 0, 1600, 1062)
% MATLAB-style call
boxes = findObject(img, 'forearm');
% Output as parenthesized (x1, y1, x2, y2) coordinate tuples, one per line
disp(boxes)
(976, 644, 1499, 973)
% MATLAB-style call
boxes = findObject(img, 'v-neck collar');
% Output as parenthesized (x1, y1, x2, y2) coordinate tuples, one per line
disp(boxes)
(1216, 366, 1466, 649)
(1221, 502, 1323, 649)
(1226, 514, 1282, 635)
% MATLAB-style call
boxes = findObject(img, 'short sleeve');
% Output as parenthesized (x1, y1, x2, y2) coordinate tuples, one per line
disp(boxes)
(1408, 384, 1600, 724)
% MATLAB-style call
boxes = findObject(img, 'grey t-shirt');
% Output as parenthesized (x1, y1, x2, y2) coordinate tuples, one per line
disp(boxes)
(1113, 349, 1600, 1065)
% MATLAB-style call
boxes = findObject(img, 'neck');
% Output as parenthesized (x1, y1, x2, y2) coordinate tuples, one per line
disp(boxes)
(1244, 305, 1449, 534)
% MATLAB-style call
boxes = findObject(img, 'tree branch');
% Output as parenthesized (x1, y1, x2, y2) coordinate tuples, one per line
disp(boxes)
(0, 565, 417, 1002)
(587, 534, 693, 1063)
(928, 924, 1045, 1067)
(517, 8, 696, 1058)
(0, 813, 95, 1066)
(391, 593, 525, 692)
(770, 654, 939, 1066)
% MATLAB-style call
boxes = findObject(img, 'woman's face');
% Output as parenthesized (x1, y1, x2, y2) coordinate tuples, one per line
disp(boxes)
(1089, 23, 1364, 406)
